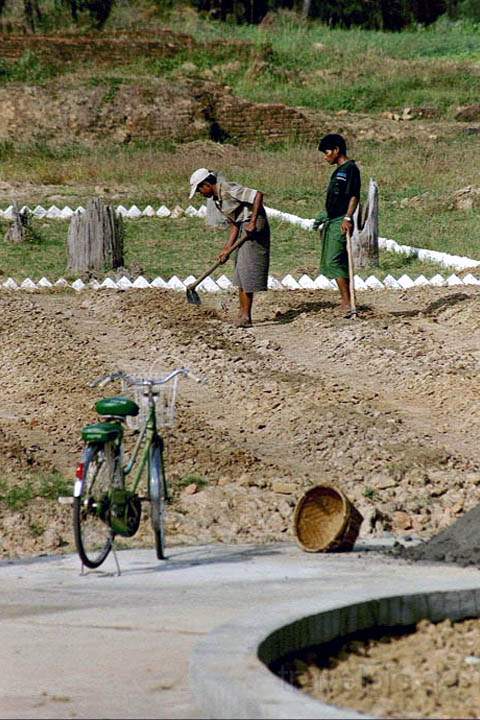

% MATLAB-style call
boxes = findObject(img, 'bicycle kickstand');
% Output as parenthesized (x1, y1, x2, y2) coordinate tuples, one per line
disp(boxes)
(111, 543, 122, 577)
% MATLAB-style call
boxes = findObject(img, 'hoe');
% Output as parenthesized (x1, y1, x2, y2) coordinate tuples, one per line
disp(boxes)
(186, 236, 247, 305)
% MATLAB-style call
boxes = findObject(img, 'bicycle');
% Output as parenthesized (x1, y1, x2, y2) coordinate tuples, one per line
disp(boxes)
(73, 368, 198, 570)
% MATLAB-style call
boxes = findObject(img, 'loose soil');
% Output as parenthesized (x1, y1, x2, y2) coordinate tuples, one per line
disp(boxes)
(289, 617, 480, 719)
(1, 285, 480, 558)
(407, 504, 480, 566)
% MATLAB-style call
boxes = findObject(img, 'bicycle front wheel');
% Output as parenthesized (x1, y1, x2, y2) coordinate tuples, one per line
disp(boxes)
(149, 440, 167, 560)
(73, 443, 114, 569)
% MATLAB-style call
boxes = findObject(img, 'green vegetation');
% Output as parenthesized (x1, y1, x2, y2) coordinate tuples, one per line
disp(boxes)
(175, 473, 209, 490)
(91, 12, 480, 116)
(3, 0, 480, 34)
(0, 214, 457, 282)
(0, 9, 479, 275)
(0, 0, 115, 32)
(169, 13, 480, 114)
(2, 5, 480, 116)
(362, 486, 378, 500)
(0, 471, 70, 510)
(1, 131, 480, 280)
(0, 51, 60, 85)
(29, 520, 47, 537)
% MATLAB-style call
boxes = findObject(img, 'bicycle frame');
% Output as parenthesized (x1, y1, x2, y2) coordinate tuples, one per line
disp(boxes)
(73, 367, 201, 568)
(123, 385, 160, 496)
(81, 366, 199, 501)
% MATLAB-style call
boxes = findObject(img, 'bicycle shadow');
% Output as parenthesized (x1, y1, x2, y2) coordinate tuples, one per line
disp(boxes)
(108, 543, 285, 576)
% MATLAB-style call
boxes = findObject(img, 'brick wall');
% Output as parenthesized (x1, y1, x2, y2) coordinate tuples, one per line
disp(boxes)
(0, 76, 318, 146)
(215, 93, 317, 143)
(0, 30, 251, 65)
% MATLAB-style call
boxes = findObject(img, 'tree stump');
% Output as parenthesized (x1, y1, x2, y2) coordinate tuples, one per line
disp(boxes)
(351, 178, 379, 268)
(4, 203, 29, 244)
(67, 197, 124, 273)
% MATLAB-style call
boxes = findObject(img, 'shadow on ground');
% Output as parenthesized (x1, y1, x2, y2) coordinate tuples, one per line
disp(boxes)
(389, 292, 470, 318)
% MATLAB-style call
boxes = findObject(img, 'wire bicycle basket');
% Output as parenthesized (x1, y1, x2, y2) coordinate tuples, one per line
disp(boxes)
(122, 376, 180, 431)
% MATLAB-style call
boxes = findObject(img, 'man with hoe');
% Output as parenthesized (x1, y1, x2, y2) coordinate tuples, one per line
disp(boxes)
(314, 133, 361, 316)
(189, 169, 270, 327)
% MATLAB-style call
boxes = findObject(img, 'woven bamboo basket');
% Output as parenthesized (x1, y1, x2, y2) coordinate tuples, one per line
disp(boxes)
(293, 485, 363, 553)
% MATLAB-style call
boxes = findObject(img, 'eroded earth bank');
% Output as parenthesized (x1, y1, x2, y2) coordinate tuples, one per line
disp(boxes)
(1, 285, 480, 557)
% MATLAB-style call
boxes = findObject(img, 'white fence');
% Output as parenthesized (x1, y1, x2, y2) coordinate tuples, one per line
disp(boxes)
(1, 271, 479, 292)
(1, 202, 479, 289)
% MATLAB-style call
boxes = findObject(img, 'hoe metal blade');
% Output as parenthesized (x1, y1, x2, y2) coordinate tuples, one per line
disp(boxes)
(186, 286, 201, 305)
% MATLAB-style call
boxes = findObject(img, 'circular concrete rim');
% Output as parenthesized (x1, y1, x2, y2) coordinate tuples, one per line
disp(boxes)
(190, 585, 480, 719)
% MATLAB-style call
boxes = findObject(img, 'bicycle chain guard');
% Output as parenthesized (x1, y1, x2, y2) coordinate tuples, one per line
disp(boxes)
(109, 488, 142, 537)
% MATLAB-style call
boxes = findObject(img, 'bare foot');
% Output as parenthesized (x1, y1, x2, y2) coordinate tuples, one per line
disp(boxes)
(234, 316, 253, 328)
(339, 304, 355, 319)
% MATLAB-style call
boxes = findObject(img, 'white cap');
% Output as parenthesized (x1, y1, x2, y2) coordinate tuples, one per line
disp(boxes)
(189, 168, 211, 199)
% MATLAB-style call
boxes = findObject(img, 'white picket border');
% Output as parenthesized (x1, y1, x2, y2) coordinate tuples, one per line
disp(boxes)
(2, 272, 480, 293)
(1, 202, 480, 274)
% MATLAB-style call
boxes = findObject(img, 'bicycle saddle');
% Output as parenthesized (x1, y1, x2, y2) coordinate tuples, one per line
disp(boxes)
(95, 396, 140, 418)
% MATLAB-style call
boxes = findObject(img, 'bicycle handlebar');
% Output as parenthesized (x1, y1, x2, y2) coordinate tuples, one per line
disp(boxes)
(90, 368, 203, 389)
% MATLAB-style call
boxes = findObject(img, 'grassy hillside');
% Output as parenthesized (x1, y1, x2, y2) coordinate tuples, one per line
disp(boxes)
(160, 10, 480, 116)
(0, 6, 479, 277)
(2, 7, 480, 116)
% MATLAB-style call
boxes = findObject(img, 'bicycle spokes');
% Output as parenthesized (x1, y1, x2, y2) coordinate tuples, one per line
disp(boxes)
(73, 446, 114, 568)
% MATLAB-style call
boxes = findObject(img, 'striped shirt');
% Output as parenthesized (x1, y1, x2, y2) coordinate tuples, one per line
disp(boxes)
(214, 181, 258, 224)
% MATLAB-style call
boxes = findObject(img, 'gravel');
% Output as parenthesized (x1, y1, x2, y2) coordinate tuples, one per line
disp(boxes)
(289, 617, 480, 718)
(1, 285, 480, 558)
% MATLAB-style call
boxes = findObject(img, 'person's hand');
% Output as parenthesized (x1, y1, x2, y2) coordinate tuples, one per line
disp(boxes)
(244, 219, 257, 235)
(218, 250, 230, 264)
(341, 218, 353, 235)
(313, 211, 327, 231)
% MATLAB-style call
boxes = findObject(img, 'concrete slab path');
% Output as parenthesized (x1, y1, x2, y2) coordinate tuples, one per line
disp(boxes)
(1, 542, 480, 719)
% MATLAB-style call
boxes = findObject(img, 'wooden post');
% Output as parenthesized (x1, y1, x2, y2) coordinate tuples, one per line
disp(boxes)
(346, 230, 357, 318)
(4, 203, 28, 244)
(302, 0, 313, 18)
(351, 178, 379, 268)
(67, 197, 124, 273)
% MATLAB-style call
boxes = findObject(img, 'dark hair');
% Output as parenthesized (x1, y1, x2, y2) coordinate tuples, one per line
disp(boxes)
(202, 173, 217, 185)
(318, 134, 347, 156)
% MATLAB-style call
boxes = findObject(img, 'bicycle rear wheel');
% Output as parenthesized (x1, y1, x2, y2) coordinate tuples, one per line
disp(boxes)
(73, 443, 114, 569)
(149, 439, 167, 560)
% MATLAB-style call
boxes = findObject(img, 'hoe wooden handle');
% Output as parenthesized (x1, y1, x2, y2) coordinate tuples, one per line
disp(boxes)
(190, 236, 247, 290)
(346, 230, 357, 318)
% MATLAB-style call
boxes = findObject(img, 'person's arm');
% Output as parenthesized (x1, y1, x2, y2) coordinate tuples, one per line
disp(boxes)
(341, 196, 359, 235)
(218, 222, 240, 264)
(244, 191, 264, 234)
(341, 163, 361, 235)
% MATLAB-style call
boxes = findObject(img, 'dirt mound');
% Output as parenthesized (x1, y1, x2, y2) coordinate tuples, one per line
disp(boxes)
(2, 285, 480, 558)
(0, 77, 464, 147)
(0, 76, 317, 146)
(291, 617, 480, 718)
(407, 504, 480, 566)
(450, 186, 480, 210)
(455, 104, 480, 122)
